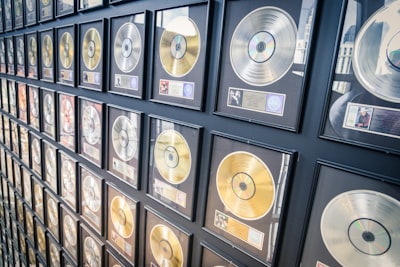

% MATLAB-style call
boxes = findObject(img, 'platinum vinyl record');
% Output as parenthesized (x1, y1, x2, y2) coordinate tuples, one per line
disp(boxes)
(83, 175, 101, 212)
(82, 28, 102, 70)
(111, 115, 137, 162)
(159, 16, 201, 77)
(352, 1, 400, 103)
(44, 93, 54, 124)
(17, 38, 24, 66)
(82, 105, 101, 145)
(63, 214, 77, 246)
(110, 195, 134, 238)
(45, 147, 56, 177)
(41, 34, 53, 68)
(32, 138, 41, 165)
(216, 151, 275, 220)
(31, 88, 39, 118)
(28, 36, 37, 66)
(59, 32, 74, 69)
(150, 224, 183, 267)
(62, 159, 75, 194)
(230, 6, 297, 86)
(114, 22, 141, 73)
(321, 190, 400, 266)
(7, 39, 14, 65)
(47, 197, 58, 227)
(84, 236, 101, 267)
(60, 97, 74, 134)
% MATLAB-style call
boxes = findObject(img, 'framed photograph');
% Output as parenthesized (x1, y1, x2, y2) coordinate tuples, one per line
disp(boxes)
(44, 189, 60, 241)
(320, 0, 400, 154)
(15, 34, 25, 76)
(6, 36, 14, 74)
(28, 85, 40, 130)
(215, 0, 318, 131)
(148, 115, 202, 219)
(78, 98, 104, 167)
(59, 151, 77, 212)
(25, 0, 38, 26)
(13, 0, 23, 29)
(78, 19, 106, 91)
(41, 88, 56, 139)
(0, 38, 6, 73)
(151, 2, 210, 110)
(39, 29, 55, 82)
(58, 92, 76, 151)
(61, 205, 79, 263)
(56, 0, 75, 18)
(39, 0, 53, 22)
(78, 0, 104, 12)
(107, 105, 141, 188)
(204, 133, 294, 265)
(29, 132, 42, 177)
(56, 25, 76, 86)
(80, 225, 104, 267)
(8, 79, 17, 117)
(18, 82, 28, 122)
(145, 208, 192, 267)
(109, 12, 146, 98)
(79, 164, 104, 234)
(43, 140, 58, 193)
(26, 32, 38, 79)
(300, 161, 400, 267)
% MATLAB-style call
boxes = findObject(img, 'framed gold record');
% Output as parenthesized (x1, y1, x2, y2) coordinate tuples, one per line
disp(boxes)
(107, 250, 125, 267)
(0, 38, 6, 73)
(61, 205, 79, 263)
(79, 97, 103, 167)
(8, 79, 17, 117)
(4, 0, 12, 31)
(107, 105, 141, 188)
(81, 226, 104, 267)
(25, 207, 35, 244)
(26, 32, 38, 79)
(13, 0, 23, 29)
(15, 34, 25, 76)
(39, 0, 53, 22)
(44, 189, 59, 242)
(3, 115, 10, 149)
(20, 126, 30, 165)
(29, 132, 42, 177)
(56, 0, 75, 18)
(79, 20, 105, 91)
(43, 141, 58, 193)
(18, 82, 28, 122)
(152, 3, 210, 110)
(78, 0, 104, 11)
(32, 177, 44, 222)
(6, 36, 14, 74)
(80, 164, 104, 234)
(39, 29, 55, 82)
(18, 226, 27, 263)
(28, 85, 40, 130)
(10, 119, 20, 156)
(34, 217, 47, 261)
(13, 156, 22, 195)
(148, 116, 201, 219)
(41, 88, 56, 139)
(145, 208, 191, 267)
(109, 13, 146, 98)
(1, 78, 9, 112)
(25, 0, 37, 26)
(59, 151, 77, 212)
(21, 166, 33, 207)
(106, 184, 137, 265)
(57, 25, 76, 86)
(205, 133, 293, 265)
(47, 233, 61, 267)
(58, 92, 76, 151)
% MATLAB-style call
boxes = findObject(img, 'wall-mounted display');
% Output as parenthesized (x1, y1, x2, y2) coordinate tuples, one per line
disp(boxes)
(45, 189, 59, 241)
(8, 79, 17, 117)
(29, 132, 42, 177)
(21, 166, 32, 207)
(20, 126, 29, 165)
(61, 205, 79, 263)
(32, 177, 44, 222)
(80, 225, 104, 267)
(39, 0, 54, 22)
(321, 0, 400, 154)
(58, 92, 76, 151)
(34, 217, 47, 262)
(47, 233, 61, 267)
(10, 119, 19, 156)
(57, 25, 76, 87)
(43, 141, 58, 193)
(59, 151, 77, 212)
(15, 34, 25, 77)
(25, 0, 37, 26)
(201, 244, 239, 267)
(1, 78, 8, 112)
(28, 85, 40, 130)
(0, 2, 3, 33)
(26, 32, 38, 79)
(39, 29, 55, 82)
(78, 0, 104, 12)
(41, 88, 56, 139)
(4, 0, 12, 32)
(13, 0, 23, 29)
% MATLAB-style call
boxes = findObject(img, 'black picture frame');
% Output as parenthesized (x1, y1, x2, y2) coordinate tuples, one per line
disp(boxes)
(0, 38, 6, 73)
(26, 32, 38, 80)
(28, 85, 40, 130)
(25, 0, 38, 26)
(40, 88, 56, 140)
(58, 151, 78, 212)
(13, 0, 23, 29)
(78, 0, 104, 12)
(38, 0, 53, 22)
(55, 0, 75, 18)
(6, 35, 14, 75)
(15, 34, 25, 77)
(56, 24, 76, 87)
(39, 29, 55, 83)
(58, 92, 76, 152)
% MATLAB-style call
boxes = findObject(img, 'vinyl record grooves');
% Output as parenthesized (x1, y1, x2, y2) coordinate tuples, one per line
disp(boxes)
(216, 151, 275, 220)
(114, 22, 141, 73)
(230, 6, 297, 86)
(150, 224, 183, 267)
(159, 16, 200, 77)
(62, 160, 75, 193)
(63, 215, 77, 246)
(82, 105, 101, 145)
(82, 28, 102, 70)
(110, 196, 134, 238)
(28, 37, 37, 66)
(83, 175, 100, 212)
(84, 237, 101, 267)
(44, 94, 54, 124)
(154, 130, 191, 184)
(352, 1, 400, 103)
(112, 115, 137, 161)
(321, 190, 400, 266)
(60, 32, 74, 69)
(60, 98, 74, 133)
(45, 148, 56, 177)
(17, 39, 24, 66)
(42, 35, 53, 68)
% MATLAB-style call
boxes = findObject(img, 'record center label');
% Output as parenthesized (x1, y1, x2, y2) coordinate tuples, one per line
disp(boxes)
(153, 178, 187, 208)
(110, 229, 132, 256)
(214, 210, 264, 250)
(115, 74, 139, 91)
(159, 79, 195, 99)
(227, 87, 285, 116)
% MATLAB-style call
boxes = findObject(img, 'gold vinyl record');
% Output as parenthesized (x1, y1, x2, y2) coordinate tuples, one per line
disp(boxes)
(28, 36, 37, 66)
(62, 160, 75, 193)
(352, 1, 400, 103)
(32, 138, 41, 165)
(17, 38, 24, 66)
(49, 243, 60, 267)
(82, 105, 101, 145)
(31, 89, 39, 118)
(41, 34, 53, 68)
(42, 0, 49, 6)
(321, 190, 400, 266)
(150, 224, 183, 267)
(45, 147, 56, 177)
(112, 115, 137, 162)
(230, 6, 297, 86)
(159, 16, 201, 77)
(84, 236, 101, 267)
(114, 22, 141, 73)
(154, 129, 191, 184)
(59, 32, 74, 69)
(47, 197, 58, 226)
(44, 94, 54, 124)
(216, 151, 275, 220)
(83, 175, 101, 212)
(34, 183, 43, 204)
(60, 97, 74, 134)
(82, 28, 102, 70)
(63, 214, 77, 246)
(37, 226, 46, 251)
(110, 196, 134, 238)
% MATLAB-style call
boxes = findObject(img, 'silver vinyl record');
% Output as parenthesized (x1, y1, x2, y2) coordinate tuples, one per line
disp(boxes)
(60, 97, 74, 134)
(31, 89, 39, 118)
(83, 175, 101, 212)
(114, 22, 141, 73)
(45, 147, 56, 177)
(111, 115, 137, 162)
(0, 41, 5, 64)
(63, 214, 77, 246)
(47, 197, 58, 226)
(17, 39, 24, 66)
(352, 1, 400, 103)
(28, 36, 37, 66)
(230, 6, 297, 86)
(84, 236, 101, 267)
(44, 94, 54, 124)
(321, 190, 400, 266)
(82, 105, 101, 145)
(32, 138, 41, 165)
(62, 160, 75, 194)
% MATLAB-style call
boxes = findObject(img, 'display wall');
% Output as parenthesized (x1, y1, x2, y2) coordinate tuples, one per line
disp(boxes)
(0, 0, 399, 266)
